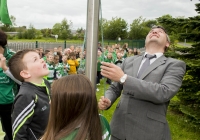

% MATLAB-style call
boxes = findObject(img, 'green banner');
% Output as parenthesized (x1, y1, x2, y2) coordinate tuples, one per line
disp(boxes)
(0, 0, 12, 25)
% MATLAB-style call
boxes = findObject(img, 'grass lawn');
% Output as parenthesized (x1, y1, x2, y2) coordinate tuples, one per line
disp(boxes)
(1, 78, 199, 139)
(96, 79, 200, 140)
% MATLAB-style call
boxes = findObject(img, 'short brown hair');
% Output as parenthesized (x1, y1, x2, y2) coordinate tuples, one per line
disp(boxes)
(0, 30, 7, 48)
(69, 52, 76, 57)
(8, 49, 36, 82)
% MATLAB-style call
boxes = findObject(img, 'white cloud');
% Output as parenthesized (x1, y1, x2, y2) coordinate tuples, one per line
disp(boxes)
(7, 0, 198, 29)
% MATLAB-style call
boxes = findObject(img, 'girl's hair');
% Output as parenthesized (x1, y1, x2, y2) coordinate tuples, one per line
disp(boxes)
(42, 75, 102, 140)
(69, 52, 76, 58)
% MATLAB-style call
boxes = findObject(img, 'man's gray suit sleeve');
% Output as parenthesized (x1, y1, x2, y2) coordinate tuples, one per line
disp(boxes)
(124, 60, 186, 104)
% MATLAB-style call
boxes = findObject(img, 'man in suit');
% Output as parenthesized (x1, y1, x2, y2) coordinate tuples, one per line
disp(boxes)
(98, 26, 186, 140)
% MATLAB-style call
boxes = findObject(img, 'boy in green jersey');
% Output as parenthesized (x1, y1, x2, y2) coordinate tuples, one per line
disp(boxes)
(46, 54, 55, 84)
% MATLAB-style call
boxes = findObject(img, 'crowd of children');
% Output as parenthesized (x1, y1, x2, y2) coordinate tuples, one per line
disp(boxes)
(35, 43, 140, 86)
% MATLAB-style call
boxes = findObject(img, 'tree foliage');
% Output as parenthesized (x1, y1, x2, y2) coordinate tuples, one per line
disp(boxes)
(129, 16, 155, 39)
(102, 17, 128, 40)
(52, 18, 72, 40)
(166, 3, 200, 129)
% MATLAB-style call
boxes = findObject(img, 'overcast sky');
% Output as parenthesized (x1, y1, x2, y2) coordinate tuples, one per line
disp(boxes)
(7, 0, 199, 30)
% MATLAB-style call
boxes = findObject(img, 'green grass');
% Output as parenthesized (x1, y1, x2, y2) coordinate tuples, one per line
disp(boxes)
(96, 79, 200, 140)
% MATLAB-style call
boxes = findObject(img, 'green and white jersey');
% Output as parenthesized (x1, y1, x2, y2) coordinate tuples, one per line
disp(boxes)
(100, 114, 111, 140)
(54, 63, 64, 79)
(46, 62, 54, 84)
(77, 59, 85, 74)
(63, 63, 70, 76)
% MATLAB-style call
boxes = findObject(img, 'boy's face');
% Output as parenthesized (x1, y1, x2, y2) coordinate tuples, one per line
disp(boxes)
(117, 53, 122, 59)
(54, 57, 59, 64)
(22, 51, 49, 79)
(48, 55, 54, 62)
(107, 54, 112, 59)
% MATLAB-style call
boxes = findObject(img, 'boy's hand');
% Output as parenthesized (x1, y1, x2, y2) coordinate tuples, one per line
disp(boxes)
(0, 54, 8, 71)
(98, 96, 111, 110)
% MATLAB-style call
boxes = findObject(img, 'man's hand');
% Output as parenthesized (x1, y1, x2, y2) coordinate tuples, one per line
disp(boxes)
(101, 62, 124, 82)
(0, 54, 8, 71)
(98, 96, 111, 110)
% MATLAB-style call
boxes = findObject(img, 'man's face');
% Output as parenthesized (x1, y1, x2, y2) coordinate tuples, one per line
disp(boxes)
(145, 28, 169, 49)
(22, 52, 49, 78)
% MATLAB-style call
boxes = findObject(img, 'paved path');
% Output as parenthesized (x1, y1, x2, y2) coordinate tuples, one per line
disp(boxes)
(177, 42, 192, 47)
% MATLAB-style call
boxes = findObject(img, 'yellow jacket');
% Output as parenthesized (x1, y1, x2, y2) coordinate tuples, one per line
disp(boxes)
(67, 59, 79, 74)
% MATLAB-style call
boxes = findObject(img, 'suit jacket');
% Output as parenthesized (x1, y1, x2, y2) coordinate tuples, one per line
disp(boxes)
(105, 54, 186, 140)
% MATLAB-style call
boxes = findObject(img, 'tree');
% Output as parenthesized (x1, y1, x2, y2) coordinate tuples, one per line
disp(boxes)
(129, 16, 151, 40)
(167, 3, 200, 129)
(41, 28, 52, 38)
(26, 24, 36, 39)
(76, 27, 85, 40)
(103, 17, 128, 40)
(52, 18, 72, 40)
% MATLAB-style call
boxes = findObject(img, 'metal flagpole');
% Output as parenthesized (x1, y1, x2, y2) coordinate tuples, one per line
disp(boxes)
(85, 0, 100, 91)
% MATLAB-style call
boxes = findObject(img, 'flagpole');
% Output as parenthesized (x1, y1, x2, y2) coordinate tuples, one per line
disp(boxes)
(85, 0, 100, 91)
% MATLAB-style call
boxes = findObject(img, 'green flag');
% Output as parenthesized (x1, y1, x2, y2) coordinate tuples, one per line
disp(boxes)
(0, 0, 12, 25)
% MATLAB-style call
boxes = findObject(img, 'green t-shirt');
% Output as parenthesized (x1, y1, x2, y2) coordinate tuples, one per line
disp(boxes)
(0, 48, 16, 104)
(63, 63, 70, 76)
(54, 63, 64, 79)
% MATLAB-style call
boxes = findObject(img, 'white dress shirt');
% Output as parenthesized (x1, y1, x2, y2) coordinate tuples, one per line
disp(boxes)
(137, 52, 163, 76)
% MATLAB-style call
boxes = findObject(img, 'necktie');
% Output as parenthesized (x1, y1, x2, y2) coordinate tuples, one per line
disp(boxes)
(137, 54, 156, 78)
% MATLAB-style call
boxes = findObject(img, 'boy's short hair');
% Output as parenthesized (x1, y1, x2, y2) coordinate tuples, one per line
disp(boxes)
(0, 30, 7, 48)
(8, 49, 36, 82)
(44, 50, 50, 55)
(69, 52, 76, 57)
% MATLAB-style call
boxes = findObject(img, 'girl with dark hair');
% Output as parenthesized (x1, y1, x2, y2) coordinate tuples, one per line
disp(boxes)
(42, 75, 110, 140)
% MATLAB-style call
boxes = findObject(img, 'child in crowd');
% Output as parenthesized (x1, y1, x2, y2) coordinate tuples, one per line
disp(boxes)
(8, 49, 51, 140)
(46, 54, 55, 84)
(127, 49, 134, 57)
(43, 50, 50, 62)
(62, 55, 70, 76)
(77, 52, 85, 74)
(97, 50, 103, 85)
(67, 52, 79, 75)
(105, 53, 113, 84)
(42, 75, 110, 140)
(54, 55, 64, 79)
(39, 47, 44, 59)
(115, 52, 124, 67)
(0, 30, 17, 140)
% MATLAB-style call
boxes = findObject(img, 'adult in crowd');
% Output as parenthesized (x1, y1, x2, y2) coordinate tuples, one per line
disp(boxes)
(0, 30, 16, 140)
(98, 26, 186, 140)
